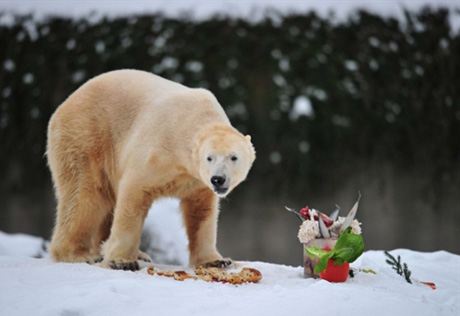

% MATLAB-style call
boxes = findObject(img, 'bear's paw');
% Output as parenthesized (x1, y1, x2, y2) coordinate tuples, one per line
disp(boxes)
(202, 259, 233, 268)
(137, 250, 153, 263)
(108, 260, 140, 271)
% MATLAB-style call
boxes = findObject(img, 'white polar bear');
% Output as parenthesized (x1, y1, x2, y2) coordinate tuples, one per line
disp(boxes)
(47, 69, 255, 270)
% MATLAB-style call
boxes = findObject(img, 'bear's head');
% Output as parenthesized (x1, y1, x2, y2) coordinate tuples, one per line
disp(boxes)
(197, 126, 255, 197)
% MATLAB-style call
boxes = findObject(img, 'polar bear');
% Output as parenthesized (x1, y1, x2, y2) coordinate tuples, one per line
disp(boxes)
(47, 69, 255, 271)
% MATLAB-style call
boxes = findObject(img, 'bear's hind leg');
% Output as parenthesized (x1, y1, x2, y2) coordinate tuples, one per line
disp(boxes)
(49, 179, 113, 264)
(48, 104, 115, 264)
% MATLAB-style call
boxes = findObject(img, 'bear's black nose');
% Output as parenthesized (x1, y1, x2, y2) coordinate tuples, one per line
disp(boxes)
(211, 176, 226, 187)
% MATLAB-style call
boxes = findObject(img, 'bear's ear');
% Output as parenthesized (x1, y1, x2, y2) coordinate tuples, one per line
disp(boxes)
(245, 135, 252, 142)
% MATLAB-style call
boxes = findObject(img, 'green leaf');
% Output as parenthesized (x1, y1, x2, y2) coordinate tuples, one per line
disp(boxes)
(343, 226, 352, 234)
(331, 230, 364, 264)
(305, 246, 328, 259)
(314, 253, 332, 274)
(333, 257, 346, 266)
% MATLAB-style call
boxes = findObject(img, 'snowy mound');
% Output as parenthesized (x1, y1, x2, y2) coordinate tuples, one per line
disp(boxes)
(141, 198, 189, 266)
(0, 231, 458, 316)
(0, 231, 47, 258)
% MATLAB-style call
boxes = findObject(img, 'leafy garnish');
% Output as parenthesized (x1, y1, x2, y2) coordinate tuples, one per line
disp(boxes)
(305, 246, 328, 259)
(384, 251, 412, 284)
(305, 227, 364, 274)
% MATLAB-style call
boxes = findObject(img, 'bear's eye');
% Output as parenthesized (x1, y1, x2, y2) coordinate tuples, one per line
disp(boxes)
(231, 156, 238, 162)
(207, 156, 212, 162)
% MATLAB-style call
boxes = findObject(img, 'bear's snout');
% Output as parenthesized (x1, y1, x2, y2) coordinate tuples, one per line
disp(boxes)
(211, 175, 226, 187)
(211, 175, 228, 194)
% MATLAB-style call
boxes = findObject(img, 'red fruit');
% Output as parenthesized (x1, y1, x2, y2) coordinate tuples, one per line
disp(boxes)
(319, 259, 349, 282)
(320, 213, 334, 228)
(300, 206, 310, 220)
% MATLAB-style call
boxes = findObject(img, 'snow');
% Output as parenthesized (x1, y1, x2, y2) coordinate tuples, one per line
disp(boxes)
(0, 229, 459, 316)
(142, 198, 189, 266)
(0, 231, 46, 258)
(1, 1, 458, 22)
(290, 95, 314, 120)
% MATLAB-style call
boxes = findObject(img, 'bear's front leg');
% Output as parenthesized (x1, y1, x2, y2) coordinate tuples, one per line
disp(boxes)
(101, 185, 152, 271)
(181, 188, 232, 268)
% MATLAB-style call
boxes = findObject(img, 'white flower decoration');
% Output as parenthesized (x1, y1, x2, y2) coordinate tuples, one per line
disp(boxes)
(298, 220, 319, 244)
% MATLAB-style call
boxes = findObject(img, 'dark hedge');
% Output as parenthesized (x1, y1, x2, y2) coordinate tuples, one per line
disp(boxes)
(0, 7, 458, 199)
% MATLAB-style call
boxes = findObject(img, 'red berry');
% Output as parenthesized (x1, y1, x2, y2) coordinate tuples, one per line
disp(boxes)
(319, 259, 349, 282)
(300, 206, 310, 220)
(320, 213, 334, 228)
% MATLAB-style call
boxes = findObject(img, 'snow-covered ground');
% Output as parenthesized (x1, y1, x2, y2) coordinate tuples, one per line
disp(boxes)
(0, 198, 459, 316)
(0, 246, 458, 316)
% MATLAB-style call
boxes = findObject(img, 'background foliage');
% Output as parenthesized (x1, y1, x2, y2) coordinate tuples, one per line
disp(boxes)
(0, 7, 458, 263)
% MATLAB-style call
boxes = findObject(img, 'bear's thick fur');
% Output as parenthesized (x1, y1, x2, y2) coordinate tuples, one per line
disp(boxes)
(47, 70, 255, 270)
